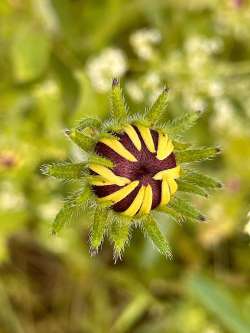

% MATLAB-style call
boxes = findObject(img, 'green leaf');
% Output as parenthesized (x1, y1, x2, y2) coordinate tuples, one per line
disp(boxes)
(143, 215, 172, 258)
(187, 274, 250, 333)
(110, 215, 131, 260)
(161, 111, 201, 138)
(11, 25, 50, 82)
(52, 187, 93, 234)
(146, 87, 169, 124)
(175, 147, 220, 164)
(182, 171, 222, 189)
(41, 162, 87, 180)
(65, 128, 95, 152)
(89, 206, 109, 254)
(177, 179, 208, 197)
(157, 206, 185, 224)
(77, 117, 101, 131)
(173, 140, 192, 150)
(111, 78, 128, 119)
(169, 197, 205, 222)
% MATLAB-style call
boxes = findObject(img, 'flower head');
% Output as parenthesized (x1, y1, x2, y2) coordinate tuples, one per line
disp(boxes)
(91, 125, 180, 216)
(42, 79, 221, 259)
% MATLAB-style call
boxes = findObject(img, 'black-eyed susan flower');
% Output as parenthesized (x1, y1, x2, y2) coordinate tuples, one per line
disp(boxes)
(41, 79, 221, 259)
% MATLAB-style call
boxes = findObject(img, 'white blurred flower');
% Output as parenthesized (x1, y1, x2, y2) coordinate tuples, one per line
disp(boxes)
(126, 72, 162, 104)
(0, 182, 25, 210)
(39, 200, 61, 220)
(86, 48, 127, 92)
(208, 80, 224, 97)
(244, 211, 250, 236)
(212, 98, 242, 134)
(185, 36, 223, 55)
(130, 28, 161, 60)
(35, 80, 59, 95)
(126, 80, 144, 102)
(184, 95, 207, 111)
(142, 72, 162, 103)
(142, 72, 161, 90)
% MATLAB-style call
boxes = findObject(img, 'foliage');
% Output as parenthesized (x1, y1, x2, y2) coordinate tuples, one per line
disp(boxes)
(0, 0, 250, 332)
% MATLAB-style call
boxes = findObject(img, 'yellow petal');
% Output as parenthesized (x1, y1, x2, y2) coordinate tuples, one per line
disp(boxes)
(123, 186, 145, 217)
(89, 164, 130, 186)
(89, 176, 114, 186)
(99, 181, 139, 204)
(153, 165, 180, 181)
(156, 132, 173, 160)
(137, 125, 156, 153)
(124, 125, 141, 151)
(99, 138, 137, 162)
(160, 178, 171, 206)
(167, 178, 178, 195)
(139, 184, 153, 215)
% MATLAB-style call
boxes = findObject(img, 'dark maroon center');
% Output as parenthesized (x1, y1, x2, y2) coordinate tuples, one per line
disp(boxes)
(92, 126, 176, 213)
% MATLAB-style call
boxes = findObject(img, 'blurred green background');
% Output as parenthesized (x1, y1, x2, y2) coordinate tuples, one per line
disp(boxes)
(0, 0, 250, 332)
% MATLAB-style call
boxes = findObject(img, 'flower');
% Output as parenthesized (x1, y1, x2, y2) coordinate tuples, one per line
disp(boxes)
(41, 79, 221, 259)
(86, 48, 127, 92)
(90, 125, 180, 216)
(130, 28, 161, 60)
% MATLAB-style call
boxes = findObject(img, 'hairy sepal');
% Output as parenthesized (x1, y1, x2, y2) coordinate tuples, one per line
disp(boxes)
(41, 162, 87, 180)
(175, 147, 220, 164)
(169, 197, 205, 222)
(52, 186, 94, 234)
(143, 215, 172, 259)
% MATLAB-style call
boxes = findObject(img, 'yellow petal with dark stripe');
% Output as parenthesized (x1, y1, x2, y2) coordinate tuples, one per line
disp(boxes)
(123, 186, 145, 217)
(137, 125, 156, 153)
(89, 164, 130, 186)
(160, 178, 171, 206)
(167, 178, 178, 194)
(99, 138, 137, 162)
(139, 184, 153, 215)
(99, 181, 139, 204)
(156, 132, 174, 160)
(124, 125, 141, 151)
(153, 165, 180, 181)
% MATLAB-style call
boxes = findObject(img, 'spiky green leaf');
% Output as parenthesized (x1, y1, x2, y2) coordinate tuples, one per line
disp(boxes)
(157, 206, 185, 224)
(173, 140, 192, 150)
(146, 87, 169, 124)
(111, 78, 128, 119)
(89, 206, 109, 254)
(161, 111, 201, 138)
(182, 171, 222, 189)
(175, 147, 220, 164)
(41, 162, 87, 180)
(76, 117, 101, 131)
(169, 197, 205, 222)
(66, 128, 95, 152)
(110, 215, 131, 260)
(177, 179, 208, 197)
(143, 215, 172, 258)
(52, 186, 93, 234)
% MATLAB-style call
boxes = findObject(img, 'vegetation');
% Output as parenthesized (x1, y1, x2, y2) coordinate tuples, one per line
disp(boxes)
(0, 1, 250, 332)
